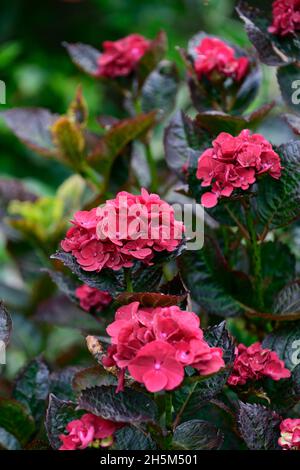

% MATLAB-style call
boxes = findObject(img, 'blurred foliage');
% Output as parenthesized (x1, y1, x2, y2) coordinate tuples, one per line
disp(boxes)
(0, 0, 256, 189)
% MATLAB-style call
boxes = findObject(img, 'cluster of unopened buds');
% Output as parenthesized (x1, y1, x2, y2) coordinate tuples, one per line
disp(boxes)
(61, 189, 184, 272)
(75, 284, 112, 313)
(228, 342, 291, 386)
(97, 33, 150, 78)
(196, 129, 282, 208)
(103, 301, 225, 392)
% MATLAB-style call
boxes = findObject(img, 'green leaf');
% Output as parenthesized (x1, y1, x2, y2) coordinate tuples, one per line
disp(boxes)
(0, 428, 21, 450)
(63, 42, 101, 76)
(35, 294, 104, 333)
(141, 60, 179, 118)
(131, 263, 163, 293)
(233, 64, 262, 114)
(195, 104, 273, 136)
(195, 112, 247, 135)
(261, 241, 296, 310)
(238, 402, 281, 450)
(88, 111, 157, 171)
(51, 116, 85, 169)
(0, 399, 35, 446)
(262, 364, 300, 412)
(284, 112, 300, 136)
(11, 312, 43, 358)
(78, 385, 157, 424)
(51, 251, 125, 296)
(262, 322, 300, 371)
(67, 85, 88, 126)
(255, 141, 300, 228)
(46, 394, 83, 450)
(72, 366, 117, 393)
(179, 240, 243, 318)
(0, 301, 12, 346)
(50, 366, 81, 401)
(137, 31, 167, 85)
(13, 357, 50, 423)
(273, 281, 300, 317)
(0, 108, 58, 155)
(0, 178, 36, 209)
(114, 426, 156, 450)
(277, 64, 300, 112)
(173, 420, 223, 450)
(173, 322, 234, 422)
(45, 269, 77, 302)
(164, 111, 210, 178)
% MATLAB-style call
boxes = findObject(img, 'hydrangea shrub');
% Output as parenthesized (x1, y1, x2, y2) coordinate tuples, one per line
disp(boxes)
(1, 0, 300, 451)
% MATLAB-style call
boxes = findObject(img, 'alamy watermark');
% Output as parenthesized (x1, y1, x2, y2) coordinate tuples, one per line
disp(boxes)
(0, 80, 6, 104)
(291, 339, 300, 367)
(0, 340, 6, 364)
(95, 197, 205, 251)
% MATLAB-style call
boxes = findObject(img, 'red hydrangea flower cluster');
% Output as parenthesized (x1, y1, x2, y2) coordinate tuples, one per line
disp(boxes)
(227, 342, 291, 386)
(103, 301, 224, 393)
(97, 34, 150, 78)
(59, 414, 120, 450)
(196, 129, 282, 208)
(61, 189, 184, 272)
(75, 284, 112, 313)
(279, 418, 300, 450)
(194, 37, 249, 82)
(269, 0, 300, 37)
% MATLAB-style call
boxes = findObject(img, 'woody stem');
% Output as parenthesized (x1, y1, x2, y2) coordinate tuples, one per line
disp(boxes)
(144, 142, 158, 193)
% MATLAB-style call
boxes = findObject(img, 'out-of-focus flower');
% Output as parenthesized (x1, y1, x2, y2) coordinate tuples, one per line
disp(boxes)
(59, 414, 120, 450)
(278, 418, 300, 450)
(228, 342, 291, 386)
(269, 0, 300, 37)
(97, 34, 150, 78)
(75, 284, 112, 312)
(194, 37, 249, 82)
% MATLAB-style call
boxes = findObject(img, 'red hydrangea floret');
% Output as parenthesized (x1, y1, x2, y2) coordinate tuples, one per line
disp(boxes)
(194, 37, 249, 82)
(103, 301, 224, 392)
(61, 189, 184, 273)
(269, 0, 300, 37)
(59, 413, 120, 450)
(75, 284, 112, 313)
(97, 34, 150, 78)
(279, 418, 300, 450)
(196, 129, 282, 208)
(227, 342, 291, 386)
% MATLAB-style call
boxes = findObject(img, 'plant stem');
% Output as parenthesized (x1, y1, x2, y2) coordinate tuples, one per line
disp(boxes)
(124, 268, 133, 293)
(245, 209, 264, 311)
(165, 392, 173, 430)
(164, 392, 173, 449)
(81, 162, 103, 189)
(144, 142, 158, 193)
